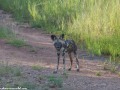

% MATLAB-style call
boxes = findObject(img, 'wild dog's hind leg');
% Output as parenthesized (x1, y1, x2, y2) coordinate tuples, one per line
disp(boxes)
(68, 53, 73, 71)
(53, 53, 60, 74)
(74, 51, 80, 72)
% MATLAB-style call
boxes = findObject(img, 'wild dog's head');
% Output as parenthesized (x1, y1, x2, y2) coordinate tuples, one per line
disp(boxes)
(51, 34, 64, 51)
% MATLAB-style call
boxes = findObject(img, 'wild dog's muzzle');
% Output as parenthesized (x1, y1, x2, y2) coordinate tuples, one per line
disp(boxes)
(54, 42, 62, 51)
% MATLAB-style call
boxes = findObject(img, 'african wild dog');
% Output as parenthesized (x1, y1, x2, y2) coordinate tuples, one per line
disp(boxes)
(51, 34, 80, 73)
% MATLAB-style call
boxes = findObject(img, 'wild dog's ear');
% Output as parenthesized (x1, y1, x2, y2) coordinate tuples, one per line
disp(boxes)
(51, 35, 57, 41)
(59, 34, 64, 39)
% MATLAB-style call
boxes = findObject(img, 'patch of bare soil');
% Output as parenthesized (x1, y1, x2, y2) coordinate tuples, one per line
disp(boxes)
(0, 10, 120, 90)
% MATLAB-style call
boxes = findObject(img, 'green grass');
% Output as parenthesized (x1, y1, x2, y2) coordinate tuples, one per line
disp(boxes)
(47, 75, 63, 88)
(0, 0, 120, 60)
(0, 27, 26, 47)
(19, 82, 36, 90)
(32, 65, 43, 71)
(103, 61, 118, 73)
(0, 63, 13, 76)
(0, 62, 38, 89)
(7, 39, 26, 48)
(0, 62, 22, 77)
(13, 67, 22, 76)
(0, 63, 60, 90)
(96, 71, 101, 76)
(0, 27, 13, 38)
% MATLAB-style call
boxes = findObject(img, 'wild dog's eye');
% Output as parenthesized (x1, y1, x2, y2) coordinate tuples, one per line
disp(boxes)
(54, 43, 57, 46)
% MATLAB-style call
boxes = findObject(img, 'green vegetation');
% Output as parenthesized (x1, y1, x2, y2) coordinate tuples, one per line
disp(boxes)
(0, 0, 120, 60)
(0, 62, 37, 89)
(19, 82, 37, 90)
(0, 27, 13, 38)
(32, 65, 43, 71)
(0, 27, 26, 47)
(47, 75, 63, 88)
(103, 61, 118, 73)
(13, 67, 22, 76)
(0, 62, 21, 77)
(96, 71, 101, 76)
(7, 39, 26, 48)
(0, 63, 13, 76)
(0, 62, 66, 89)
(62, 72, 69, 79)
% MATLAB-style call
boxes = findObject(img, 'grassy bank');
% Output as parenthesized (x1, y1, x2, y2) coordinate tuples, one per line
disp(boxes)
(0, 27, 25, 47)
(0, 0, 120, 59)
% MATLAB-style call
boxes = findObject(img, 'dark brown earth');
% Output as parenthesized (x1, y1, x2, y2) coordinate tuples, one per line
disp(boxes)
(0, 10, 120, 90)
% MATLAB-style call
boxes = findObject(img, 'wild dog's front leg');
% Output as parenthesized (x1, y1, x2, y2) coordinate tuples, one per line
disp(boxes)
(68, 53, 73, 71)
(62, 52, 66, 73)
(53, 53, 60, 74)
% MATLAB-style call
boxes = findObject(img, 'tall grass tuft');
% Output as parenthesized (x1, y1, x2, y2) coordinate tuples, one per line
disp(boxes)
(0, 0, 120, 60)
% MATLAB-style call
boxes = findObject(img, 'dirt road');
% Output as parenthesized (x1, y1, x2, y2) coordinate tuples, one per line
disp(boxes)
(0, 10, 120, 90)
